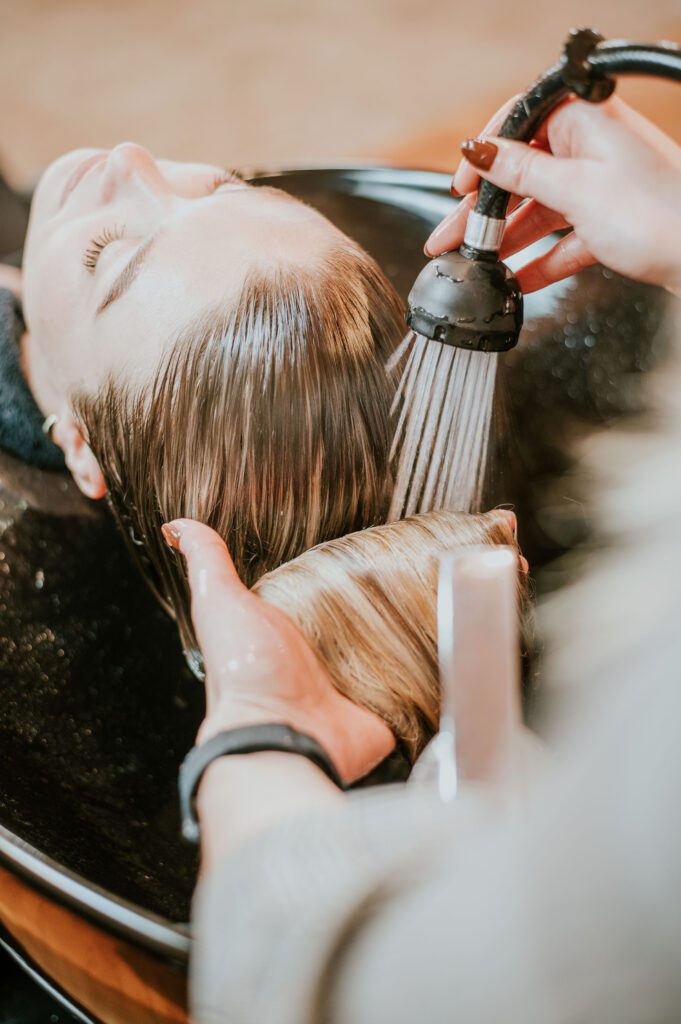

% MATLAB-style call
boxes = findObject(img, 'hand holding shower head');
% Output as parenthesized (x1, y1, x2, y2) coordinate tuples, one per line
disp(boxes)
(407, 28, 681, 354)
(394, 29, 681, 519)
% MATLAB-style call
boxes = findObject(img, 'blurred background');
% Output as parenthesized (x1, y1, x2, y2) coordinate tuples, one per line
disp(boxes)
(0, 0, 679, 189)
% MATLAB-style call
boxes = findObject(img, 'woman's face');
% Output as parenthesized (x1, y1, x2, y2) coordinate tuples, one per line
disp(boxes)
(22, 143, 337, 414)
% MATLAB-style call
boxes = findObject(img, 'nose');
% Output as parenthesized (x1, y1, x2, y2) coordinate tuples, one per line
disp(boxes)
(101, 142, 170, 196)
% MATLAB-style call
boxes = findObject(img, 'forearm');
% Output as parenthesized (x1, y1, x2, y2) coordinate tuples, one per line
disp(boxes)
(197, 752, 340, 873)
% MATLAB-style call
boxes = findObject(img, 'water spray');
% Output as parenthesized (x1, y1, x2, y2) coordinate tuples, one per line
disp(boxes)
(391, 29, 681, 519)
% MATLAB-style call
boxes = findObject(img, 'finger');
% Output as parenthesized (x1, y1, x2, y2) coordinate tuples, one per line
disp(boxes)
(465, 136, 594, 220)
(162, 519, 245, 604)
(455, 131, 555, 198)
(454, 95, 581, 197)
(499, 199, 569, 260)
(515, 231, 596, 294)
(453, 100, 561, 198)
(424, 192, 476, 255)
(425, 192, 526, 257)
(452, 94, 521, 195)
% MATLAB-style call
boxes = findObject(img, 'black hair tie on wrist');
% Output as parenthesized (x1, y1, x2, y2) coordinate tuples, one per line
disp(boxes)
(178, 724, 345, 843)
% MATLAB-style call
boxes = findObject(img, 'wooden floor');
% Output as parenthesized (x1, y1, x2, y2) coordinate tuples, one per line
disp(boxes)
(1, 0, 679, 187)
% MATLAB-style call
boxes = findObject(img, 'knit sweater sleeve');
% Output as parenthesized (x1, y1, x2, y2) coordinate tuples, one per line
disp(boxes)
(0, 288, 65, 469)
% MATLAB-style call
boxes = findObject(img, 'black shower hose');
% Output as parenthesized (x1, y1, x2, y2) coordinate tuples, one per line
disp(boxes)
(475, 39, 681, 222)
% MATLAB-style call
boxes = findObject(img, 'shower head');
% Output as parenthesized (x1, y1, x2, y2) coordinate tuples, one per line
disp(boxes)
(406, 238, 523, 354)
(406, 28, 681, 353)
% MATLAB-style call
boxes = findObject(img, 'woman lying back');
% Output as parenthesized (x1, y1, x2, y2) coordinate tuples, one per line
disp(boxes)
(17, 144, 404, 651)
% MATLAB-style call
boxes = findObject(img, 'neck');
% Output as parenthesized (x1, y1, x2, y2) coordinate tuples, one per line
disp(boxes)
(20, 330, 64, 419)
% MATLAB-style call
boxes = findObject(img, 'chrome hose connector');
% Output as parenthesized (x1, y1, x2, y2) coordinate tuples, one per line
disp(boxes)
(463, 211, 506, 253)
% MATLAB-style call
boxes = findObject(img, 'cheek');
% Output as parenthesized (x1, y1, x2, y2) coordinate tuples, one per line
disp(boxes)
(22, 231, 89, 384)
(24, 239, 77, 335)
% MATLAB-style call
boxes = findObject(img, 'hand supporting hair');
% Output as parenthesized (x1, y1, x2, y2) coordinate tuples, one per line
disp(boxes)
(163, 508, 524, 867)
(162, 518, 395, 868)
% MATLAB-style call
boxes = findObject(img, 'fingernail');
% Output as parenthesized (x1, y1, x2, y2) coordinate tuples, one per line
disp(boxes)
(460, 138, 498, 171)
(161, 522, 182, 550)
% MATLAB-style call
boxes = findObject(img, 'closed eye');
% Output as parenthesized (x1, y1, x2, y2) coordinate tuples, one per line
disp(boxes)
(208, 168, 247, 193)
(83, 226, 126, 274)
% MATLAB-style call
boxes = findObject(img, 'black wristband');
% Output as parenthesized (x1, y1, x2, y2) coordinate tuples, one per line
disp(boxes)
(178, 723, 345, 843)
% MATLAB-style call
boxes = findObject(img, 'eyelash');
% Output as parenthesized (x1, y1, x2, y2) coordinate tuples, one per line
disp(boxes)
(83, 226, 125, 273)
(209, 168, 246, 192)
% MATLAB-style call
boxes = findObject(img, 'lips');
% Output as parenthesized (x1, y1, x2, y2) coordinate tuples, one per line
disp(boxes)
(59, 151, 107, 209)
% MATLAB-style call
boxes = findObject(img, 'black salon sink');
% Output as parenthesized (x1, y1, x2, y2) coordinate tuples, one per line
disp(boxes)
(0, 166, 673, 1024)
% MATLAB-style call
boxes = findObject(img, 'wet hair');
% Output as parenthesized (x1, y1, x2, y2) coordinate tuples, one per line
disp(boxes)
(254, 509, 528, 761)
(73, 237, 405, 655)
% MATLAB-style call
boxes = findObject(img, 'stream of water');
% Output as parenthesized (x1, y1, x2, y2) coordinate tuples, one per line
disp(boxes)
(389, 332, 498, 519)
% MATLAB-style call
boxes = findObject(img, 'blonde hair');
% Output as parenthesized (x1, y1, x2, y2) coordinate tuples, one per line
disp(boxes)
(254, 509, 527, 761)
(74, 237, 404, 654)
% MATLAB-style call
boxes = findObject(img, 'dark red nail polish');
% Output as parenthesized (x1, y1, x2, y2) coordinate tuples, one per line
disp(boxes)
(450, 177, 459, 196)
(161, 523, 181, 550)
(460, 138, 498, 171)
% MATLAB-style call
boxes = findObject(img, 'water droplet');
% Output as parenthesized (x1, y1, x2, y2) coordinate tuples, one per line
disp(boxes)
(35, 569, 45, 590)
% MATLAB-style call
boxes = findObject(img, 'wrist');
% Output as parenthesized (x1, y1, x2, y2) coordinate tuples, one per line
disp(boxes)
(197, 752, 340, 869)
(197, 700, 337, 755)
(197, 700, 361, 782)
(198, 688, 395, 785)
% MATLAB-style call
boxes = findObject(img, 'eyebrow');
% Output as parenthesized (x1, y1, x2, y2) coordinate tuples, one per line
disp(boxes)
(96, 231, 161, 315)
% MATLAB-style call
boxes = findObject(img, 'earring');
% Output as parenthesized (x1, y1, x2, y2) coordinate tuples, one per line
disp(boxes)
(42, 413, 59, 438)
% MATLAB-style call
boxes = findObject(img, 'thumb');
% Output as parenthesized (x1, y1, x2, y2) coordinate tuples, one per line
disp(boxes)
(162, 519, 246, 608)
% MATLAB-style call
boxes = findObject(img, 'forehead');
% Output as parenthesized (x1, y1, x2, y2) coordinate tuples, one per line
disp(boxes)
(151, 187, 332, 307)
(100, 188, 337, 383)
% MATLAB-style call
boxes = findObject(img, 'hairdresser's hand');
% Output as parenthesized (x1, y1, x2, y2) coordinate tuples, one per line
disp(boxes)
(0, 264, 21, 297)
(162, 519, 395, 784)
(425, 96, 681, 295)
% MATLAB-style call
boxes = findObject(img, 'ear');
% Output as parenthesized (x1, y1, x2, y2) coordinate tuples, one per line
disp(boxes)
(51, 418, 107, 500)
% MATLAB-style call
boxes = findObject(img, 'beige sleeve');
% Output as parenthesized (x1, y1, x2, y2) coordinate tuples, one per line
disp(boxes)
(190, 785, 463, 1024)
(191, 661, 681, 1024)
